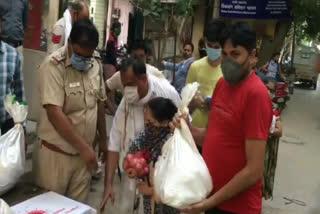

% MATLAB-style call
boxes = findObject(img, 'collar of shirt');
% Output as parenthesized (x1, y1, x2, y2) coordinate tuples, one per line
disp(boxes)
(182, 56, 194, 66)
(64, 46, 72, 67)
(186, 56, 195, 62)
(137, 74, 155, 105)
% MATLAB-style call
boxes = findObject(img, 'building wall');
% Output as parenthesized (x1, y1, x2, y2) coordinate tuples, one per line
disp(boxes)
(90, 0, 107, 48)
(192, 1, 207, 60)
(111, 0, 133, 46)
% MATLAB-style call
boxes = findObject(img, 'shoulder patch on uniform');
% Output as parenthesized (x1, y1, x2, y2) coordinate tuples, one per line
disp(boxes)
(52, 34, 62, 44)
(51, 54, 65, 65)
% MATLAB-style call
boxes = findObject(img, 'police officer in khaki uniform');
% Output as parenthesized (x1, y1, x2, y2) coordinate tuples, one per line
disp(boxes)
(34, 20, 107, 202)
(47, 0, 89, 54)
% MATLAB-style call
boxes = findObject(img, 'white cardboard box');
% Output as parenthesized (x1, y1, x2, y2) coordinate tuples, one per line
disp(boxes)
(11, 192, 96, 214)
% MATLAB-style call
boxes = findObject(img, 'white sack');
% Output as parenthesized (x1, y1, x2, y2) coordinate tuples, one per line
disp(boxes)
(154, 83, 213, 209)
(0, 95, 28, 195)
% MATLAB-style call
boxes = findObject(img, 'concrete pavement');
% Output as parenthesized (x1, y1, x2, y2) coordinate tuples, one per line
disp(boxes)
(263, 83, 320, 214)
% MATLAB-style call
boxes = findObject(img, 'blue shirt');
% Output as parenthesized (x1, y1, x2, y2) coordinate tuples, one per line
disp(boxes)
(164, 57, 194, 93)
(266, 60, 280, 81)
(0, 41, 25, 124)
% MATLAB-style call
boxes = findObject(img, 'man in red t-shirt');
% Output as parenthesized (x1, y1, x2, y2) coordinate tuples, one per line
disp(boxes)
(174, 22, 273, 214)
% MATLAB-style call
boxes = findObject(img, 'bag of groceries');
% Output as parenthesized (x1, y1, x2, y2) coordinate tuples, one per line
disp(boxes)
(154, 83, 213, 209)
(0, 95, 27, 196)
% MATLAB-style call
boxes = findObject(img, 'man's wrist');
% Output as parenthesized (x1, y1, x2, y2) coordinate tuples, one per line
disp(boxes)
(203, 194, 218, 210)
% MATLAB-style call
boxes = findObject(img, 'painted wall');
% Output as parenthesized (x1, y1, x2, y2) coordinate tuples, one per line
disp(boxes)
(90, 0, 107, 48)
(192, 1, 207, 60)
(112, 0, 133, 45)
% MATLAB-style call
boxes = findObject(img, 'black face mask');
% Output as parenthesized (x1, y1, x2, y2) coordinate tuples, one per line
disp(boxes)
(221, 57, 250, 86)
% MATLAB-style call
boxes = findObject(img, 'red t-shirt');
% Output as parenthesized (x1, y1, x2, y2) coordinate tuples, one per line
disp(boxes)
(203, 72, 273, 214)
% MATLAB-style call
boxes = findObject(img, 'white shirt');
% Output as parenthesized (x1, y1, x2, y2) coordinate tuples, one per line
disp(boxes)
(108, 74, 181, 168)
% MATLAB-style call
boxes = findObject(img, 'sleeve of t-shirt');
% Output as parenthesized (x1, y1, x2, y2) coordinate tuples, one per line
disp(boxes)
(186, 63, 196, 84)
(244, 88, 273, 140)
(106, 72, 123, 91)
(39, 61, 65, 107)
(210, 78, 223, 107)
(98, 64, 107, 100)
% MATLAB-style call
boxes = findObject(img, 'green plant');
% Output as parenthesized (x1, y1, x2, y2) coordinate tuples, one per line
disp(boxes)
(131, 0, 198, 22)
(293, 0, 320, 41)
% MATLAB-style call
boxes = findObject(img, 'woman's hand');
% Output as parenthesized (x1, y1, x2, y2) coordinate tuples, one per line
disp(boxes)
(137, 181, 153, 196)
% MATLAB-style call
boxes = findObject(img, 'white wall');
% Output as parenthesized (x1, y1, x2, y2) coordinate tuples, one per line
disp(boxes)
(113, 0, 133, 45)
(90, 0, 107, 48)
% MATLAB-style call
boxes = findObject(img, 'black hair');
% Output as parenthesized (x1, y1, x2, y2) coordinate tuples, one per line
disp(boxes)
(111, 21, 121, 31)
(120, 56, 146, 77)
(183, 42, 194, 52)
(272, 52, 280, 60)
(70, 20, 99, 49)
(147, 97, 178, 123)
(205, 19, 226, 43)
(128, 40, 148, 54)
(264, 77, 278, 91)
(68, 0, 86, 11)
(220, 22, 256, 52)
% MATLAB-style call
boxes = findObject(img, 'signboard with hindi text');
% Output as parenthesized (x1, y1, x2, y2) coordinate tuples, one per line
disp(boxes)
(220, 0, 291, 19)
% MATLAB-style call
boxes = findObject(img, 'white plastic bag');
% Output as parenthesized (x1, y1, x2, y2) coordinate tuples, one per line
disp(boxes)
(0, 199, 14, 214)
(154, 83, 213, 209)
(0, 95, 28, 196)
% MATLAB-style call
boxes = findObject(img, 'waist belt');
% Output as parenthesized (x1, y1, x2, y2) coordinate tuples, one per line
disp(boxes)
(41, 140, 79, 156)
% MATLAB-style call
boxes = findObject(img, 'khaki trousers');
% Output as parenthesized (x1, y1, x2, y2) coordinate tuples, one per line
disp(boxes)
(33, 141, 91, 202)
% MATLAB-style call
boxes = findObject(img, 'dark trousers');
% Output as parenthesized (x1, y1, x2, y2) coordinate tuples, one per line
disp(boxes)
(1, 118, 15, 134)
(205, 208, 235, 214)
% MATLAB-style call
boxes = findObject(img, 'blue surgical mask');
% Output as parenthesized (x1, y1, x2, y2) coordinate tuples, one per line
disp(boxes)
(71, 53, 92, 71)
(206, 46, 222, 61)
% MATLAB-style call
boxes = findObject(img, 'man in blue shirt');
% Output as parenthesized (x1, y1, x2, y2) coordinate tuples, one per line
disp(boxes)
(163, 42, 195, 93)
(0, 1, 25, 134)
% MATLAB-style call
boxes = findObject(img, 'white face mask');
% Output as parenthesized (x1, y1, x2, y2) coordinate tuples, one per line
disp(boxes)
(124, 86, 140, 104)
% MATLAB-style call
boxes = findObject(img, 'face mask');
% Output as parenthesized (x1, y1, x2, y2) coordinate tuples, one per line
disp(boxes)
(206, 47, 221, 61)
(71, 53, 92, 72)
(221, 58, 249, 86)
(124, 86, 140, 104)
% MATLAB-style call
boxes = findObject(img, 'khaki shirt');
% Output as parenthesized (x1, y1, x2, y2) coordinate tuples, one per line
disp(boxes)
(38, 46, 106, 154)
(47, 18, 65, 55)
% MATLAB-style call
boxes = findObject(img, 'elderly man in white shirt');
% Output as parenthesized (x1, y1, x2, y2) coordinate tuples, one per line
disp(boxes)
(103, 40, 165, 116)
(100, 57, 181, 213)
(105, 40, 164, 93)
